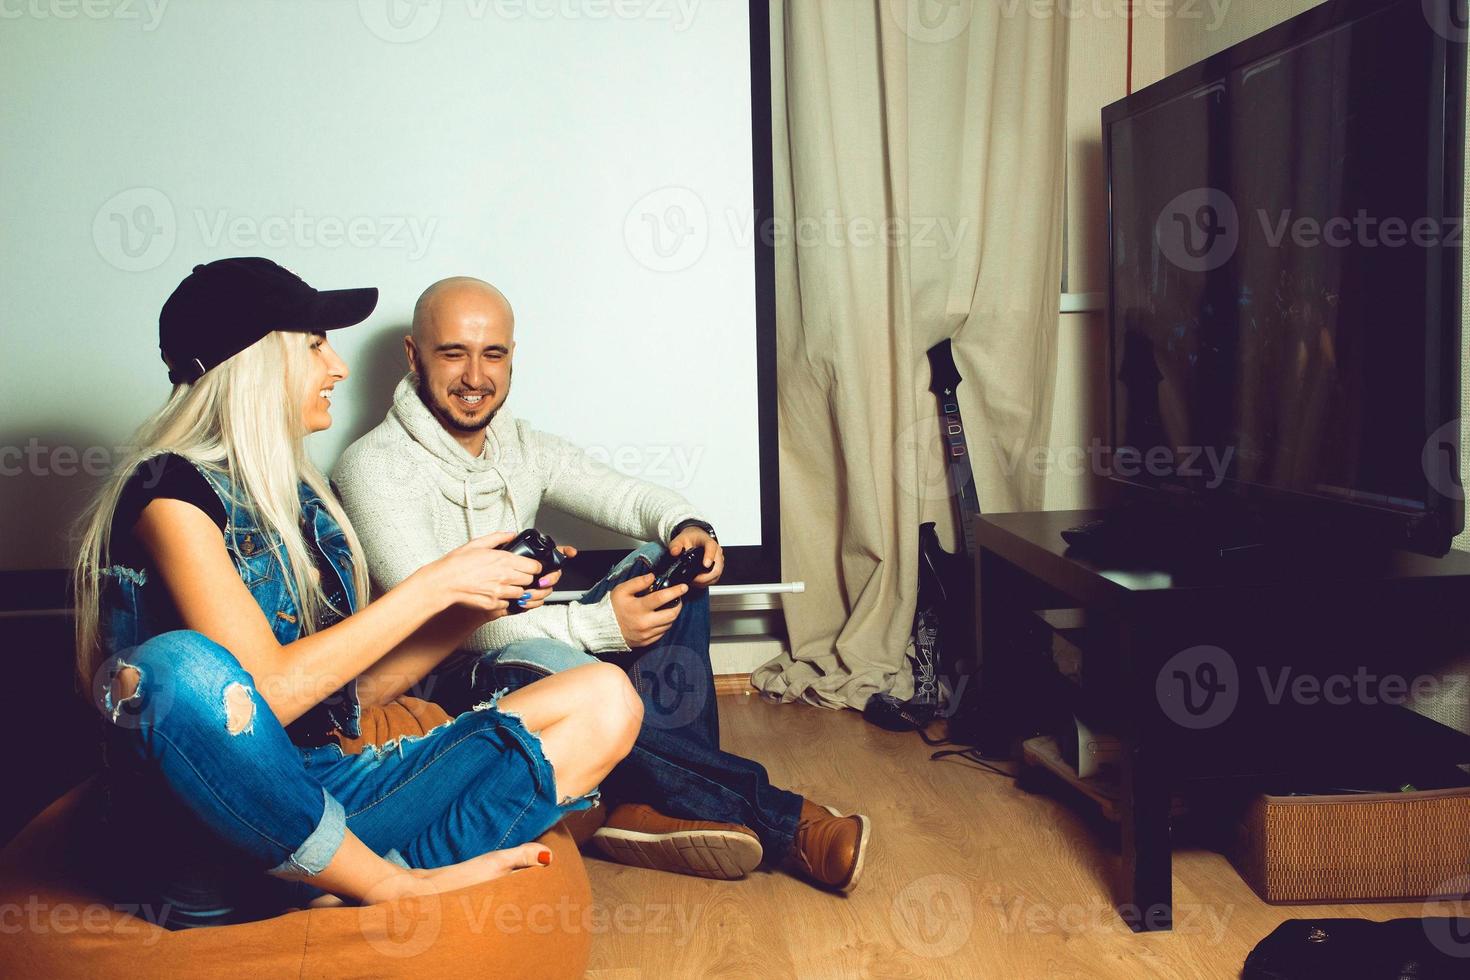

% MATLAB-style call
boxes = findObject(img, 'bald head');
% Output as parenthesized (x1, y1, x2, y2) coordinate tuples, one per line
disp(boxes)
(405, 277, 516, 454)
(411, 276, 514, 348)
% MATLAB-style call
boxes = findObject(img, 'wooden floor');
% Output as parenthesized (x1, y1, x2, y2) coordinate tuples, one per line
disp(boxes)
(584, 691, 1428, 980)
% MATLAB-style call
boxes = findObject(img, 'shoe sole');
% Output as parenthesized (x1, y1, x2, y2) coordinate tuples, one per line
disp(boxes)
(592, 827, 764, 881)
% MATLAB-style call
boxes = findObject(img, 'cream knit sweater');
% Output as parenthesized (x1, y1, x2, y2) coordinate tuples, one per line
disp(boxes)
(332, 375, 703, 654)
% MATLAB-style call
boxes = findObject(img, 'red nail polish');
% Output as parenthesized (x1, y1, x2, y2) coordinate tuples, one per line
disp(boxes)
(537, 850, 552, 866)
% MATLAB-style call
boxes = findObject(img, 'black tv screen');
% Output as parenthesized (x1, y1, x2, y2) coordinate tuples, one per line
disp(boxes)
(1104, 0, 1465, 554)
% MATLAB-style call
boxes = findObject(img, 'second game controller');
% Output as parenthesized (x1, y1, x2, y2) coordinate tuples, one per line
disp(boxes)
(637, 548, 709, 610)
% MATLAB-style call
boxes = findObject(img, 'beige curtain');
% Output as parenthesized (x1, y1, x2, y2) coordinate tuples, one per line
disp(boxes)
(753, 0, 1071, 710)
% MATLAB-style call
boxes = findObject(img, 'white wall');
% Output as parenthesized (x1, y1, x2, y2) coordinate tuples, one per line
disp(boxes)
(0, 0, 765, 570)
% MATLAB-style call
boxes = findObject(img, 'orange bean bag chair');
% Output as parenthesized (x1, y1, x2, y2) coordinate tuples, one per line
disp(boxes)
(0, 698, 593, 979)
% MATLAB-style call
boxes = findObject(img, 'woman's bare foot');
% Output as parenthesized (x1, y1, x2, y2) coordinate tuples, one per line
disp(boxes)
(363, 843, 553, 904)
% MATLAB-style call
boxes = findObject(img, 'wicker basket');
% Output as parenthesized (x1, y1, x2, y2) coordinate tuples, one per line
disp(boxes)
(1230, 787, 1470, 904)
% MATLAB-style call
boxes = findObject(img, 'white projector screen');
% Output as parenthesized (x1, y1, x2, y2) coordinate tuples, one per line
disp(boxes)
(0, 0, 779, 592)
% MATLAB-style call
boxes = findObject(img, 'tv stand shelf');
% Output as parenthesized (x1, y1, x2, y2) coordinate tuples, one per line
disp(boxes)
(965, 509, 1470, 932)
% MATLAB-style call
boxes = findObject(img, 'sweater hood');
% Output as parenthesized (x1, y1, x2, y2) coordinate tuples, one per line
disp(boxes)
(389, 373, 524, 528)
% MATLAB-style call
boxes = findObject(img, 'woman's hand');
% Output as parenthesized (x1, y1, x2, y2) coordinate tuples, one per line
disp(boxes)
(418, 531, 542, 618)
(517, 545, 577, 612)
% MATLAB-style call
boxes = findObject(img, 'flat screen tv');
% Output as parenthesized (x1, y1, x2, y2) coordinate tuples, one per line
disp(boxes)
(1103, 0, 1466, 555)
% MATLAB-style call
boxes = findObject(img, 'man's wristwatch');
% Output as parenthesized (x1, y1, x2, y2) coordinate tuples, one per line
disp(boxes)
(670, 518, 717, 543)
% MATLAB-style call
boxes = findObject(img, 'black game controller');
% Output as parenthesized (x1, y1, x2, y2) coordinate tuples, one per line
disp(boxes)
(496, 529, 568, 613)
(637, 548, 709, 610)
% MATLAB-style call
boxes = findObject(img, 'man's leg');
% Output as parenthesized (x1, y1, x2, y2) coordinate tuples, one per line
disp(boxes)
(473, 636, 803, 855)
(569, 544, 800, 842)
(438, 544, 871, 889)
(580, 544, 867, 891)
(583, 541, 720, 750)
(448, 635, 764, 878)
(593, 649, 868, 892)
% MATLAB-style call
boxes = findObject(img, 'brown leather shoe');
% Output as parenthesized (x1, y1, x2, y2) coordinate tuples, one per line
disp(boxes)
(592, 803, 764, 880)
(784, 800, 871, 893)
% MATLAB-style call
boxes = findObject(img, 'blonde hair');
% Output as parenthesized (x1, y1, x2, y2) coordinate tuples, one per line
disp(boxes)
(72, 331, 370, 685)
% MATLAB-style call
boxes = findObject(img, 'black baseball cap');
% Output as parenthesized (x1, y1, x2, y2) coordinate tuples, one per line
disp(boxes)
(159, 257, 378, 383)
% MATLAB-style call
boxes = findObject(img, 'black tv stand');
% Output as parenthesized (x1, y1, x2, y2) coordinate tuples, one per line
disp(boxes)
(956, 509, 1470, 932)
(1063, 503, 1248, 562)
(1059, 499, 1376, 567)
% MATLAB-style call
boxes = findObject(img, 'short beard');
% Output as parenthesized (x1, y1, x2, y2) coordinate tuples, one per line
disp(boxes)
(415, 371, 497, 434)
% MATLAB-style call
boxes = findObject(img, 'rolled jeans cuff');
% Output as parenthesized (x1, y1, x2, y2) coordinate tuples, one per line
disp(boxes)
(268, 788, 346, 877)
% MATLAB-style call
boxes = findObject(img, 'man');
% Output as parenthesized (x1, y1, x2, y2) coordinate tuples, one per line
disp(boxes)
(333, 277, 870, 891)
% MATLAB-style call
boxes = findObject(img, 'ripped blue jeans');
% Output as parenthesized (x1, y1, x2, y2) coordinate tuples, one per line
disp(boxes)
(97, 629, 592, 928)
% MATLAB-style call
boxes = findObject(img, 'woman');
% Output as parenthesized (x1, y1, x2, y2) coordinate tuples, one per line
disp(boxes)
(72, 257, 647, 927)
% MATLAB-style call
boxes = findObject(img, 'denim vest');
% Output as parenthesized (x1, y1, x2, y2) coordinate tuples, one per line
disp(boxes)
(100, 459, 363, 741)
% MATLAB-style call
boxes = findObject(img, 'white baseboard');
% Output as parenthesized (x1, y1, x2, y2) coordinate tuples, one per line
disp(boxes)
(711, 634, 785, 677)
